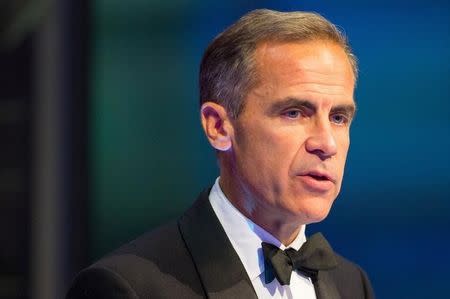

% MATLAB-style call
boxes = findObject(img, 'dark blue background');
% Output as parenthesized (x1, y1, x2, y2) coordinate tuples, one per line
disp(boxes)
(90, 1, 450, 297)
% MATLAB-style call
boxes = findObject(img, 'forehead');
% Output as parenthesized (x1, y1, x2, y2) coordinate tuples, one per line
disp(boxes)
(253, 40, 355, 96)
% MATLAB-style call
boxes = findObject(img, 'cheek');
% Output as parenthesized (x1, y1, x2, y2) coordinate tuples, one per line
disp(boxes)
(235, 127, 297, 181)
(336, 134, 350, 178)
(262, 130, 301, 167)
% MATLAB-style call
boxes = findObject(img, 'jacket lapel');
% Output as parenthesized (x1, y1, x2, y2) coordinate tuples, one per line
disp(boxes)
(178, 189, 257, 299)
(313, 269, 341, 299)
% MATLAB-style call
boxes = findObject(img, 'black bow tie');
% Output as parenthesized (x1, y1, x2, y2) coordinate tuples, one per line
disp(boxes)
(261, 233, 338, 285)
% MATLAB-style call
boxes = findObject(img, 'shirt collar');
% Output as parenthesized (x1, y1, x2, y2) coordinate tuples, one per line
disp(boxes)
(209, 177, 307, 281)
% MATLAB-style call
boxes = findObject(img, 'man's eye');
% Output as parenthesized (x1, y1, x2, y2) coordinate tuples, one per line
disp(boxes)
(330, 114, 348, 125)
(283, 110, 302, 119)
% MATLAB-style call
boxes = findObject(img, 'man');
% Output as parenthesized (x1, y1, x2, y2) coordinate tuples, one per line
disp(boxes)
(67, 9, 375, 299)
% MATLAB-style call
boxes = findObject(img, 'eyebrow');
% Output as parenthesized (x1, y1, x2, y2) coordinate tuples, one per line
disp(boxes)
(268, 98, 315, 114)
(268, 97, 357, 118)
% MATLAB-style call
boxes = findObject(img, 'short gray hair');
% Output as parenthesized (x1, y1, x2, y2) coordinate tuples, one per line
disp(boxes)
(199, 9, 357, 118)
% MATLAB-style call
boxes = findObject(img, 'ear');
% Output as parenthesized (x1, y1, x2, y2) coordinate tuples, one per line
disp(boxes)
(200, 102, 233, 151)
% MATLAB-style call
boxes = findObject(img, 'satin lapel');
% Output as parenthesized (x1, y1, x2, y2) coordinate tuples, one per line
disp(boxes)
(178, 189, 257, 299)
(314, 270, 341, 299)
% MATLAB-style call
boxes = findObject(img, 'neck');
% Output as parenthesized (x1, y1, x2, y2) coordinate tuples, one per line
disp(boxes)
(218, 173, 303, 246)
(259, 219, 302, 246)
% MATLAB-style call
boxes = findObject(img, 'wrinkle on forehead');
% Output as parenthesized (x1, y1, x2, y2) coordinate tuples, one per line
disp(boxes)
(255, 40, 355, 88)
(291, 79, 353, 98)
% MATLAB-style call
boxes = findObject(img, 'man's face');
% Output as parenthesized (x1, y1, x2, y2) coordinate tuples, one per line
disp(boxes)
(227, 40, 356, 225)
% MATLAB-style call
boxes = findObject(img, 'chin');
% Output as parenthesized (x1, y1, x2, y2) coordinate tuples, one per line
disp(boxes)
(294, 199, 334, 224)
(305, 209, 332, 224)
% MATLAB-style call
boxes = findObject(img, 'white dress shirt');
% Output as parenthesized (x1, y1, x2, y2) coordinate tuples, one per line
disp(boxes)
(209, 178, 317, 299)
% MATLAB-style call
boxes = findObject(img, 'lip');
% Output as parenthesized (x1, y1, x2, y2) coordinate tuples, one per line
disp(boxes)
(297, 170, 336, 192)
(306, 170, 336, 183)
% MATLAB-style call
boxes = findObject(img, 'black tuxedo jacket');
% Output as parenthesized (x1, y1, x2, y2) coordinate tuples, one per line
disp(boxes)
(66, 189, 375, 299)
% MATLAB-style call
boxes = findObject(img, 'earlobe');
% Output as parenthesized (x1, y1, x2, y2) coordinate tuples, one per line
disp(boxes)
(200, 102, 233, 151)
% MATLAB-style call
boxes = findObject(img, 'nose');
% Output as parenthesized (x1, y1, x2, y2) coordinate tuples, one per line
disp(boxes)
(305, 120, 337, 160)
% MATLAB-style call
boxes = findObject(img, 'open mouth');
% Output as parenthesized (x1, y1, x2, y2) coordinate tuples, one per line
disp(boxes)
(299, 173, 334, 192)
(308, 174, 329, 181)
